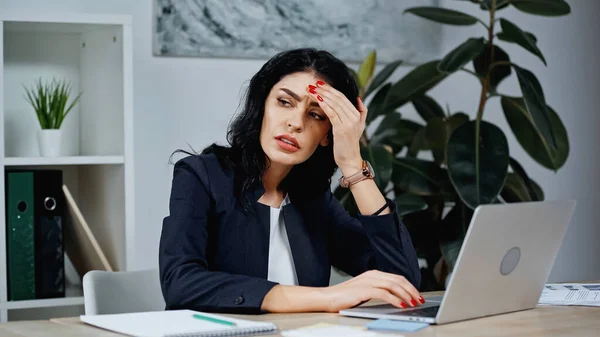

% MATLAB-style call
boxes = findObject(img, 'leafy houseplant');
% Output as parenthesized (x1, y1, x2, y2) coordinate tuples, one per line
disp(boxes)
(24, 78, 82, 157)
(336, 0, 571, 290)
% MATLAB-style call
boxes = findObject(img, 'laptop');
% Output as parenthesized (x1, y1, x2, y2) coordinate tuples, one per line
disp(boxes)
(339, 200, 576, 324)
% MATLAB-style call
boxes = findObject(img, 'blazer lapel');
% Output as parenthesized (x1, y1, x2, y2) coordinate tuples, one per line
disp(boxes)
(282, 202, 315, 286)
(242, 185, 270, 279)
(243, 185, 320, 286)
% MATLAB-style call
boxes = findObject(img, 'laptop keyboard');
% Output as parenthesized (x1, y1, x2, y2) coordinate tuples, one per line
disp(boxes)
(392, 305, 440, 317)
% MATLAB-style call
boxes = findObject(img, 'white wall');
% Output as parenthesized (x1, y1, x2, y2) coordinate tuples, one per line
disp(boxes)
(1, 0, 598, 284)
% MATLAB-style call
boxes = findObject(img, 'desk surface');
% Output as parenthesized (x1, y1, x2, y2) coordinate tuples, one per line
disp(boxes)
(1, 293, 599, 337)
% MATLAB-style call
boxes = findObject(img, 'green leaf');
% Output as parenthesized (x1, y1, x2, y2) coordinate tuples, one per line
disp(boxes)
(501, 171, 544, 203)
(442, 201, 474, 236)
(23, 77, 80, 130)
(392, 158, 451, 196)
(425, 118, 448, 165)
(61, 90, 83, 128)
(371, 112, 403, 146)
(438, 200, 474, 271)
(364, 59, 403, 99)
(372, 114, 423, 154)
(508, 157, 544, 201)
(509, 0, 571, 16)
(473, 44, 511, 92)
(438, 38, 486, 73)
(440, 237, 464, 273)
(395, 193, 428, 217)
(501, 173, 532, 202)
(497, 31, 538, 44)
(412, 95, 445, 122)
(404, 7, 479, 25)
(426, 113, 470, 165)
(530, 178, 544, 201)
(500, 157, 542, 203)
(501, 96, 569, 170)
(366, 83, 391, 124)
(513, 66, 557, 150)
(372, 112, 402, 137)
(446, 121, 510, 209)
(358, 50, 376, 89)
(387, 120, 423, 153)
(499, 19, 546, 65)
(407, 127, 429, 157)
(361, 144, 393, 190)
(384, 60, 448, 112)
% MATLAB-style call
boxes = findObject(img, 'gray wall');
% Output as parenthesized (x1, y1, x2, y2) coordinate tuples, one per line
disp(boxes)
(1, 0, 598, 284)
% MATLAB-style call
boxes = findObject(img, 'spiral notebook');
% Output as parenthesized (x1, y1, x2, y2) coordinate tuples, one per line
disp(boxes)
(80, 309, 278, 337)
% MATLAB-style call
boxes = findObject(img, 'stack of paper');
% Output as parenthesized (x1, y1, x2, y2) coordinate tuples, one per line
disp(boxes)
(538, 283, 600, 307)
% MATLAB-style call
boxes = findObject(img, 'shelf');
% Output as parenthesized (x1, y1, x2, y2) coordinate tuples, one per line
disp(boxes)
(4, 156, 124, 166)
(0, 12, 134, 322)
(0, 296, 84, 310)
(0, 11, 131, 28)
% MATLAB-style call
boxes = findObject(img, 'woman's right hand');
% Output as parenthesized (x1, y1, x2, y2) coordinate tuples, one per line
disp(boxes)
(320, 270, 425, 313)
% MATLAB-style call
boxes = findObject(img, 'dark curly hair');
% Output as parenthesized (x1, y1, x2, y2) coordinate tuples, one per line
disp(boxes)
(175, 48, 359, 210)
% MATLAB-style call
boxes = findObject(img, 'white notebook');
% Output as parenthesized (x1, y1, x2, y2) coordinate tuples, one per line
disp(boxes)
(80, 310, 278, 337)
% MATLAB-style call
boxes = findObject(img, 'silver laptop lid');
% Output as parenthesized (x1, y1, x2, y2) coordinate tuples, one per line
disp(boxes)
(435, 200, 576, 324)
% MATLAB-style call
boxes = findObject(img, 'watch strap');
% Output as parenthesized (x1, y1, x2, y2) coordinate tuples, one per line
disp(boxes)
(339, 160, 374, 188)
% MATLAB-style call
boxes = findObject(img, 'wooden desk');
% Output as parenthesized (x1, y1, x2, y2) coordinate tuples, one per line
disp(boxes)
(0, 293, 599, 337)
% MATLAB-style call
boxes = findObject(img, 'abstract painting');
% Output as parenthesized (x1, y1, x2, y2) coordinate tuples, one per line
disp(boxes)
(153, 0, 441, 64)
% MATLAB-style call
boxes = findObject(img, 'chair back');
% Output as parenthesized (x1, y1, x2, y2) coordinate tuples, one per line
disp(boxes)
(83, 269, 165, 315)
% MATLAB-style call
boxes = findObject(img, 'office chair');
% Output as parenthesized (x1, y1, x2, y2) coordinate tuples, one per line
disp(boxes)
(82, 269, 166, 315)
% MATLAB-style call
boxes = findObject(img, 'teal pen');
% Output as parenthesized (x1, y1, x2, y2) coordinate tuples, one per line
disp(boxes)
(192, 314, 237, 326)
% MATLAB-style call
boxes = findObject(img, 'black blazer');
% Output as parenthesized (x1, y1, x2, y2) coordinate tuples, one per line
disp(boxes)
(159, 153, 421, 314)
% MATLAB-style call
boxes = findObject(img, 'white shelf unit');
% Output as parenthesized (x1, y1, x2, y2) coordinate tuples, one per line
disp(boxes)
(4, 155, 125, 166)
(0, 290, 83, 310)
(0, 12, 134, 322)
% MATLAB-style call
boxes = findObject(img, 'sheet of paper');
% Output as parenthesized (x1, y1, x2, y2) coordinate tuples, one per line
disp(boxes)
(538, 283, 600, 307)
(281, 323, 401, 337)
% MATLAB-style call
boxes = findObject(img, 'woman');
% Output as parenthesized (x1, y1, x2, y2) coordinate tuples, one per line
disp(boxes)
(159, 48, 423, 314)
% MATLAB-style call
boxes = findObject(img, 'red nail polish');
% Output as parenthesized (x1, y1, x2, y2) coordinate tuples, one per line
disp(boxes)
(419, 296, 425, 304)
(308, 85, 317, 94)
(400, 302, 407, 308)
(316, 80, 325, 86)
(317, 95, 323, 102)
(411, 299, 417, 306)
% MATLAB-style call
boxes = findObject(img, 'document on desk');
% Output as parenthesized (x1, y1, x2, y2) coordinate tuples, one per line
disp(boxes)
(538, 283, 600, 307)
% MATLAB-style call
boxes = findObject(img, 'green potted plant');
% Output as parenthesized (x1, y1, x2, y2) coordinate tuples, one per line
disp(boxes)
(338, 0, 571, 290)
(23, 77, 82, 157)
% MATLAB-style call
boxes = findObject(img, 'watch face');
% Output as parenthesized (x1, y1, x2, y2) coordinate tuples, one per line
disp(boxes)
(366, 161, 375, 178)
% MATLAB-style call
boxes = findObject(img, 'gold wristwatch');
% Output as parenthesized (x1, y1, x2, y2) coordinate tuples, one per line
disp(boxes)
(338, 160, 375, 188)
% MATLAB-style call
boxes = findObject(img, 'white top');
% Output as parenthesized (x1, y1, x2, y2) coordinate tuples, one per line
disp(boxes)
(267, 194, 299, 286)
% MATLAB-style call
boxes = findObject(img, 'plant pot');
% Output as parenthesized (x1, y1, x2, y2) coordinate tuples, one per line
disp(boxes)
(37, 129, 62, 157)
